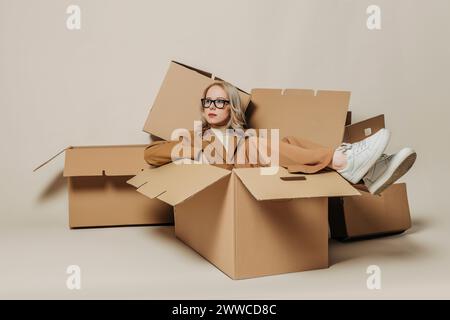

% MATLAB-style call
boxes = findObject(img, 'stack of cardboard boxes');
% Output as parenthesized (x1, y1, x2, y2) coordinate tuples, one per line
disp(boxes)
(34, 61, 412, 279)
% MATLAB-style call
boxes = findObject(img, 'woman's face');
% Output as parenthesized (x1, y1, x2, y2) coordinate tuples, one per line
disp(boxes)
(203, 85, 231, 128)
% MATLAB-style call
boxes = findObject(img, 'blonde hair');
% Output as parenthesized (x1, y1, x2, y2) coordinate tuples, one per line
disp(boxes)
(200, 81, 247, 132)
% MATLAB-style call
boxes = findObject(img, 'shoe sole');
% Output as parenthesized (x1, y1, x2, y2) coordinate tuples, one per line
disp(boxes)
(349, 129, 391, 184)
(368, 148, 417, 195)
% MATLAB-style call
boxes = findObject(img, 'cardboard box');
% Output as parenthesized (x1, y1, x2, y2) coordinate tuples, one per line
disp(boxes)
(128, 163, 359, 279)
(129, 87, 361, 279)
(34, 145, 173, 228)
(328, 114, 412, 240)
(143, 60, 251, 141)
(329, 183, 411, 240)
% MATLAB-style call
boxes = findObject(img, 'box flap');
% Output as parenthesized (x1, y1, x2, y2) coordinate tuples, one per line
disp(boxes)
(233, 167, 360, 201)
(143, 61, 251, 140)
(63, 145, 150, 177)
(248, 89, 351, 149)
(127, 162, 231, 206)
(343, 114, 385, 143)
(33, 146, 72, 172)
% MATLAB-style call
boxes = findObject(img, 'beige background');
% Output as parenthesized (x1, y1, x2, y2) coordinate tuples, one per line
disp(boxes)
(1, 0, 450, 298)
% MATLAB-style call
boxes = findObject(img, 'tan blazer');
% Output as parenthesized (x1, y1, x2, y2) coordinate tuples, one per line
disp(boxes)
(144, 129, 335, 174)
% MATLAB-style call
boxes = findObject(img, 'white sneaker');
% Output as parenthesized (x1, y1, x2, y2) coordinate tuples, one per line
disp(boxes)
(337, 128, 391, 184)
(363, 147, 417, 195)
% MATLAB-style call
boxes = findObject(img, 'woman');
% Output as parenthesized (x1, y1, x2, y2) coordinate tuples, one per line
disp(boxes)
(144, 81, 417, 195)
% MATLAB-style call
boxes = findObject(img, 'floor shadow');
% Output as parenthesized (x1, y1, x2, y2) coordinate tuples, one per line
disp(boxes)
(329, 230, 431, 266)
(37, 169, 66, 202)
(406, 216, 430, 235)
(71, 223, 174, 230)
(329, 212, 433, 266)
(150, 225, 176, 240)
(146, 225, 207, 259)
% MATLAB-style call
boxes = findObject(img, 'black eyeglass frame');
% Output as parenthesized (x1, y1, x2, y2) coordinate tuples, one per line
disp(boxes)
(201, 98, 230, 109)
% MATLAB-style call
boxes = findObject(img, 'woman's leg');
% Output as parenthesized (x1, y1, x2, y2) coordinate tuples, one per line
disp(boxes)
(278, 128, 391, 185)
(329, 149, 348, 170)
(277, 128, 417, 194)
(277, 135, 336, 174)
(279, 136, 347, 171)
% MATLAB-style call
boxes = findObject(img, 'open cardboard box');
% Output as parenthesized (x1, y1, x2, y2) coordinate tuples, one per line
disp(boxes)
(328, 114, 412, 240)
(34, 145, 173, 228)
(128, 163, 359, 280)
(129, 84, 361, 279)
(143, 60, 251, 141)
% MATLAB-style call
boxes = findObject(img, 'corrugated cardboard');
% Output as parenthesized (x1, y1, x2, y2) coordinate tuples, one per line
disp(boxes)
(143, 61, 251, 140)
(233, 168, 358, 200)
(128, 163, 360, 279)
(247, 89, 351, 149)
(343, 114, 385, 143)
(328, 114, 412, 240)
(128, 162, 231, 206)
(329, 183, 411, 240)
(34, 145, 173, 228)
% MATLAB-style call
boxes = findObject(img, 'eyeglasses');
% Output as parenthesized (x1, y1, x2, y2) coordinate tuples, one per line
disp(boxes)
(201, 98, 230, 109)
